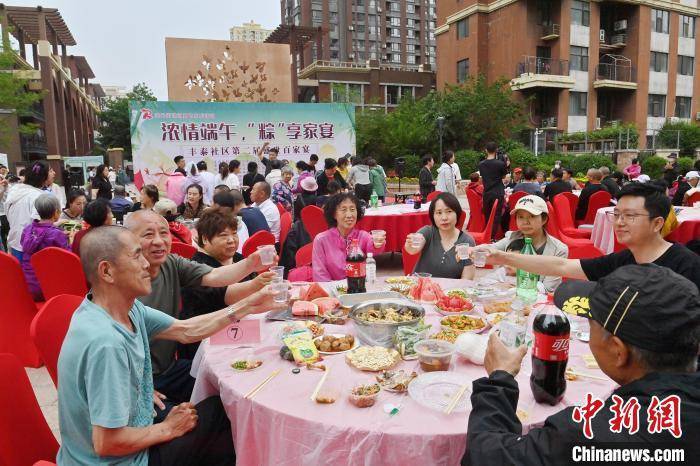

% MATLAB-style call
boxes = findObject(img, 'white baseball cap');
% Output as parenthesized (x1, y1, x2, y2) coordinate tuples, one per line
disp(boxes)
(685, 171, 700, 179)
(636, 174, 651, 183)
(510, 195, 548, 216)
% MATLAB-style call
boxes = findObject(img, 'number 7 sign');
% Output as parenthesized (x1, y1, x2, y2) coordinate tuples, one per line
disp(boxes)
(211, 320, 261, 346)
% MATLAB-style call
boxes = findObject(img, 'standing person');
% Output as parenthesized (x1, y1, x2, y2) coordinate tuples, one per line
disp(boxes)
(436, 151, 457, 195)
(5, 160, 55, 261)
(228, 159, 242, 186)
(272, 166, 294, 213)
(265, 159, 283, 187)
(178, 184, 207, 220)
(293, 177, 319, 221)
(256, 141, 278, 176)
(251, 181, 280, 242)
(543, 168, 573, 202)
(91, 164, 112, 200)
(242, 161, 265, 205)
(419, 155, 436, 200)
(107, 167, 117, 185)
(562, 168, 579, 189)
(184, 163, 213, 206)
(600, 166, 621, 199)
(308, 153, 319, 175)
(165, 169, 187, 206)
(196, 161, 216, 204)
(673, 171, 700, 206)
(316, 158, 348, 195)
(346, 156, 373, 202)
(368, 158, 388, 201)
(478, 142, 507, 241)
(337, 156, 350, 179)
(173, 155, 187, 176)
(59, 188, 87, 222)
(575, 168, 609, 221)
(663, 153, 679, 188)
(623, 158, 642, 180)
(512, 167, 543, 197)
(131, 184, 159, 212)
(215, 161, 240, 190)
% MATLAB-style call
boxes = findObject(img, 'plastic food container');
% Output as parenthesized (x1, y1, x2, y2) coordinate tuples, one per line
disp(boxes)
(349, 383, 381, 408)
(414, 339, 455, 372)
(479, 289, 516, 314)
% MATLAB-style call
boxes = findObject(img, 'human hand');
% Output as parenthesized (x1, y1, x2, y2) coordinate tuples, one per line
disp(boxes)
(371, 231, 386, 249)
(163, 402, 197, 439)
(246, 249, 279, 273)
(153, 390, 167, 411)
(244, 285, 288, 315)
(469, 245, 507, 266)
(484, 333, 528, 377)
(404, 233, 425, 254)
(432, 180, 437, 185)
(254, 271, 277, 289)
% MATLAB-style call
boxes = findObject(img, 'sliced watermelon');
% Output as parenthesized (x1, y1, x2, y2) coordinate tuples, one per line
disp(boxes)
(292, 300, 319, 317)
(299, 282, 329, 301)
(312, 297, 340, 315)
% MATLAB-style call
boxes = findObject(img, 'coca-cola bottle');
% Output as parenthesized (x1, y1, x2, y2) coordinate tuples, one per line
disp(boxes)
(530, 295, 570, 405)
(346, 238, 366, 294)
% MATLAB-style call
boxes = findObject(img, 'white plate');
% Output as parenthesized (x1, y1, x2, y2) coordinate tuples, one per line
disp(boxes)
(313, 334, 359, 355)
(408, 371, 472, 413)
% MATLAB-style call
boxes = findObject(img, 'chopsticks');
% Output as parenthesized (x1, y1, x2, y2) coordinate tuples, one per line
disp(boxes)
(444, 383, 470, 415)
(244, 369, 280, 399)
(567, 368, 607, 381)
(310, 367, 330, 401)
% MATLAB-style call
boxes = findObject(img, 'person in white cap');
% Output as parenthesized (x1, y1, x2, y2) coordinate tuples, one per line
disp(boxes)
(491, 195, 568, 291)
(673, 171, 700, 206)
(635, 174, 651, 183)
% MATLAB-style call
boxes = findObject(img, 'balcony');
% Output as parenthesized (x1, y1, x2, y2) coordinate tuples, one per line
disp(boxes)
(20, 134, 48, 156)
(594, 55, 637, 90)
(510, 56, 575, 91)
(536, 116, 558, 129)
(599, 31, 627, 52)
(541, 23, 560, 41)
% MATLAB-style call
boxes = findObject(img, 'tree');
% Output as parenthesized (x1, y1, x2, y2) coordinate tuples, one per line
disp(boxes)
(97, 83, 156, 156)
(0, 46, 44, 145)
(657, 121, 700, 156)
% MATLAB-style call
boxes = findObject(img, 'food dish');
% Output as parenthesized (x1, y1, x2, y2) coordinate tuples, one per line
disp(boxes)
(349, 383, 381, 407)
(440, 315, 488, 333)
(231, 360, 263, 371)
(414, 339, 455, 372)
(356, 306, 417, 323)
(375, 370, 418, 393)
(388, 283, 412, 297)
(385, 276, 416, 286)
(346, 346, 401, 372)
(409, 276, 445, 303)
(435, 295, 475, 316)
(393, 322, 432, 360)
(485, 312, 508, 326)
(292, 300, 320, 317)
(445, 289, 468, 299)
(313, 334, 358, 354)
(408, 372, 472, 413)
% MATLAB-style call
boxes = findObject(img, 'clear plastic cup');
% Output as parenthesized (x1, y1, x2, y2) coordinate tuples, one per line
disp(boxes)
(472, 250, 487, 267)
(410, 233, 424, 248)
(257, 245, 276, 266)
(455, 244, 470, 261)
(272, 280, 289, 303)
(269, 265, 285, 280)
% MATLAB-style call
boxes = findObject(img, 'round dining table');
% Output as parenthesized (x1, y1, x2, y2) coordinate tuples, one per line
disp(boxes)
(357, 202, 431, 252)
(190, 279, 615, 466)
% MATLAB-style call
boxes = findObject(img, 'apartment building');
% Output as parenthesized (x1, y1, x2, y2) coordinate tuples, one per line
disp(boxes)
(230, 21, 273, 43)
(435, 0, 700, 149)
(276, 0, 437, 107)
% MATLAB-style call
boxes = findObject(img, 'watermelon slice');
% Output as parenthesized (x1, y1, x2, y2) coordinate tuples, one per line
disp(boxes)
(312, 297, 340, 315)
(292, 300, 319, 317)
(299, 282, 329, 301)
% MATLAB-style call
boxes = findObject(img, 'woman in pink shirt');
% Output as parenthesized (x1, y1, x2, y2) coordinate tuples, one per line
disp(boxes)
(312, 193, 386, 281)
(623, 158, 642, 180)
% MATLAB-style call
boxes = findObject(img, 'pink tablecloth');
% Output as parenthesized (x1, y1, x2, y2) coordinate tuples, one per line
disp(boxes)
(591, 206, 700, 253)
(191, 279, 615, 466)
(357, 203, 431, 252)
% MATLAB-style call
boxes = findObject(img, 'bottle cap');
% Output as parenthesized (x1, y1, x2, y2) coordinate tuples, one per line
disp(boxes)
(367, 253, 373, 258)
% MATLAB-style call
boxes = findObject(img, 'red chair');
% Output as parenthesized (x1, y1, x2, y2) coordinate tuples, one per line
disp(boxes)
(295, 243, 314, 267)
(457, 210, 467, 230)
(426, 190, 442, 202)
(561, 192, 579, 221)
(402, 244, 421, 275)
(507, 191, 528, 231)
(553, 194, 591, 239)
(0, 353, 59, 465)
(171, 242, 197, 259)
(545, 202, 595, 248)
(577, 190, 612, 226)
(30, 294, 83, 387)
(276, 202, 286, 216)
(567, 245, 605, 260)
(301, 205, 327, 239)
(613, 231, 627, 253)
(465, 187, 485, 233)
(470, 199, 500, 245)
(279, 212, 292, 252)
(0, 252, 42, 367)
(686, 191, 700, 206)
(242, 230, 276, 258)
(31, 247, 87, 301)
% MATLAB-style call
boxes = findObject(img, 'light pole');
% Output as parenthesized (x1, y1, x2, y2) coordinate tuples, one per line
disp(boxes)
(534, 128, 544, 157)
(436, 116, 446, 157)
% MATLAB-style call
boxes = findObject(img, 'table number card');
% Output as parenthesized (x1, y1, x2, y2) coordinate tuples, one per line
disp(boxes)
(211, 320, 261, 346)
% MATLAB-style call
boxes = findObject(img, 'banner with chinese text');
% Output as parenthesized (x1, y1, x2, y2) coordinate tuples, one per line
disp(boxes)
(129, 100, 355, 190)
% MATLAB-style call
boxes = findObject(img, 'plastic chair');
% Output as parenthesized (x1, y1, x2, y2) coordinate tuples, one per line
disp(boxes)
(295, 243, 314, 267)
(686, 191, 700, 206)
(242, 230, 276, 258)
(545, 202, 595, 248)
(507, 191, 528, 231)
(567, 244, 605, 260)
(401, 244, 421, 275)
(279, 212, 292, 252)
(171, 242, 197, 259)
(470, 199, 500, 245)
(300, 205, 327, 240)
(0, 353, 59, 465)
(553, 194, 591, 239)
(426, 190, 442, 202)
(578, 190, 612, 226)
(31, 247, 87, 301)
(0, 253, 42, 367)
(561, 192, 579, 221)
(465, 187, 485, 233)
(30, 294, 84, 387)
(457, 210, 467, 230)
(276, 202, 286, 216)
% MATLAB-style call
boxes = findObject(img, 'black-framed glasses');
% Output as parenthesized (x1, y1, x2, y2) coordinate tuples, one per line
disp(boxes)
(605, 211, 653, 224)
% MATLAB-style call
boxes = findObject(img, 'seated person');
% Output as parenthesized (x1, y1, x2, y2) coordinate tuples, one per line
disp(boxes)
(109, 185, 134, 217)
(466, 172, 483, 197)
(575, 168, 609, 221)
(464, 264, 700, 464)
(20, 194, 71, 301)
(233, 188, 269, 238)
(154, 198, 192, 245)
(491, 195, 567, 292)
(179, 207, 274, 359)
(59, 188, 87, 222)
(57, 225, 285, 465)
(543, 168, 572, 203)
(512, 167, 543, 197)
(250, 181, 280, 242)
(214, 190, 250, 254)
(404, 192, 475, 280)
(673, 171, 699, 206)
(177, 184, 207, 220)
(315, 180, 341, 208)
(124, 210, 275, 420)
(71, 198, 113, 257)
(130, 183, 158, 212)
(473, 183, 700, 291)
(294, 177, 319, 221)
(312, 193, 386, 281)
(600, 166, 621, 199)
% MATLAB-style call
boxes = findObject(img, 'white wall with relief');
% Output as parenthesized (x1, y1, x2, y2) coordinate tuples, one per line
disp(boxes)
(648, 71, 668, 94)
(650, 31, 670, 53)
(570, 25, 590, 47)
(568, 116, 587, 133)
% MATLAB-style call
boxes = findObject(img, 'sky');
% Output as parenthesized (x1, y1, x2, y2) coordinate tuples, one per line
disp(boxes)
(10, 0, 281, 99)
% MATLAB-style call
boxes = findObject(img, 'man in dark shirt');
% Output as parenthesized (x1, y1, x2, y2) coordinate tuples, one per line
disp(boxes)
(472, 182, 700, 290)
(543, 167, 572, 202)
(173, 156, 187, 176)
(512, 167, 543, 197)
(256, 141, 278, 176)
(478, 142, 507, 240)
(575, 168, 609, 220)
(418, 154, 436, 199)
(663, 153, 680, 187)
(600, 166, 621, 199)
(316, 158, 348, 195)
(231, 189, 270, 235)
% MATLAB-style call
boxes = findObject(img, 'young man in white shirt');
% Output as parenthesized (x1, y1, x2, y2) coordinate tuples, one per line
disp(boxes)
(250, 181, 281, 242)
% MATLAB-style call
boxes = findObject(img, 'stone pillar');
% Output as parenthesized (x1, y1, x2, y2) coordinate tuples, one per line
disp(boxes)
(37, 9, 60, 156)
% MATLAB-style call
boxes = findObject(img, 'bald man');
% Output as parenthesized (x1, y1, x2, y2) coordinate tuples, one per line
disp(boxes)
(58, 226, 283, 465)
(250, 181, 280, 241)
(575, 168, 609, 221)
(124, 209, 276, 419)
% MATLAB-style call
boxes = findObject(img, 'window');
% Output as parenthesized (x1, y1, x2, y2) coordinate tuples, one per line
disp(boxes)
(407, 29, 414, 38)
(648, 94, 666, 117)
(391, 28, 400, 37)
(391, 42, 401, 52)
(407, 3, 415, 13)
(456, 18, 469, 39)
(678, 55, 694, 76)
(389, 2, 399, 12)
(571, 1, 590, 27)
(680, 15, 695, 38)
(676, 97, 692, 118)
(650, 52, 668, 72)
(390, 17, 401, 26)
(391, 53, 401, 63)
(312, 10, 322, 21)
(569, 92, 587, 116)
(457, 59, 469, 83)
(652, 9, 669, 34)
(386, 85, 399, 105)
(569, 46, 588, 71)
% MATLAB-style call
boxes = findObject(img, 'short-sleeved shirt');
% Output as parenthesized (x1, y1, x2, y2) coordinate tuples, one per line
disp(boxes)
(478, 158, 507, 195)
(413, 226, 476, 279)
(139, 254, 212, 374)
(580, 243, 700, 291)
(240, 206, 270, 236)
(57, 296, 174, 465)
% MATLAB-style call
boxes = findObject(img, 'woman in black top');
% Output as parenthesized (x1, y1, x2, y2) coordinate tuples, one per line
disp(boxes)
(91, 164, 112, 200)
(177, 183, 207, 219)
(131, 184, 159, 211)
(242, 161, 265, 205)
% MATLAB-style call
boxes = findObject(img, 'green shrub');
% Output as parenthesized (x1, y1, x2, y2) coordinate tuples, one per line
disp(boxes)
(563, 123, 638, 147)
(641, 156, 668, 180)
(657, 121, 700, 156)
(454, 150, 482, 176)
(678, 157, 695, 175)
(568, 154, 615, 177)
